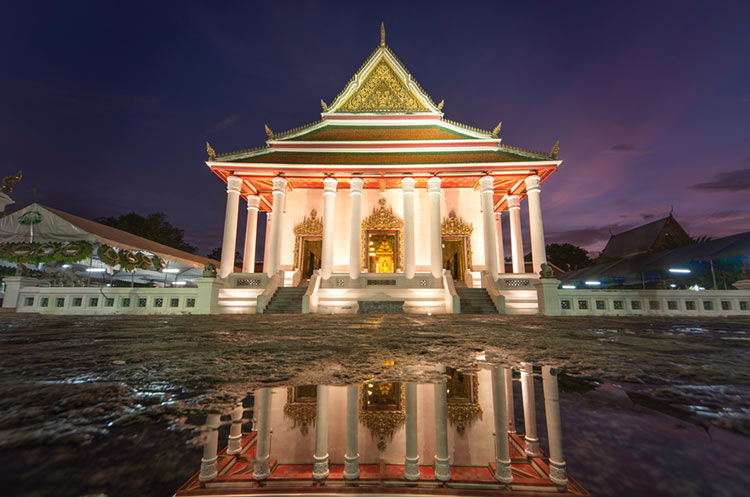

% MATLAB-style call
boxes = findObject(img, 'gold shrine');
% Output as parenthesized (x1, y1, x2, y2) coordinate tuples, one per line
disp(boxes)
(441, 210, 473, 282)
(293, 210, 324, 276)
(445, 368, 482, 435)
(283, 385, 318, 436)
(361, 198, 404, 273)
(358, 382, 406, 451)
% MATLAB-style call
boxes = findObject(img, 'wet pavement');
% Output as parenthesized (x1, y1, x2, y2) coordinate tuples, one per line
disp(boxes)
(0, 313, 749, 496)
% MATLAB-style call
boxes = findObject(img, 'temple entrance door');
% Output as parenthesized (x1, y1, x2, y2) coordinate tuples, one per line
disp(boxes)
(300, 237, 322, 279)
(442, 237, 467, 281)
(366, 231, 399, 273)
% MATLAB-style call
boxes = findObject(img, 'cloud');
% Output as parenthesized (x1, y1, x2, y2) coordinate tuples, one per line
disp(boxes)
(690, 167, 750, 192)
(686, 209, 750, 224)
(546, 223, 635, 247)
(207, 114, 240, 133)
(607, 143, 638, 152)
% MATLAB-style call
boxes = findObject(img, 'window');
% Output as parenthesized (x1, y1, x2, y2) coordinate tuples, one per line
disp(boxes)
(685, 300, 696, 310)
(138, 298, 147, 308)
(561, 299, 571, 310)
(186, 298, 196, 308)
(121, 298, 131, 307)
(56, 298, 65, 307)
(649, 300, 659, 310)
(40, 297, 49, 307)
(89, 297, 98, 307)
(170, 298, 179, 308)
(595, 300, 606, 310)
(721, 301, 731, 311)
(578, 300, 588, 310)
(703, 300, 713, 311)
(667, 300, 678, 310)
(631, 300, 642, 310)
(72, 297, 83, 307)
(154, 298, 163, 308)
(613, 300, 624, 310)
(104, 298, 115, 307)
(24, 297, 34, 306)
(740, 301, 748, 311)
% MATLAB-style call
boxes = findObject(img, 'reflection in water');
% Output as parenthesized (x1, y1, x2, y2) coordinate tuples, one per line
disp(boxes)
(176, 364, 588, 496)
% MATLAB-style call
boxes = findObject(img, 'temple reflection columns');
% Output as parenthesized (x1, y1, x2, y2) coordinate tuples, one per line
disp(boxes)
(433, 380, 451, 481)
(253, 388, 272, 480)
(226, 401, 243, 455)
(199, 412, 220, 481)
(344, 384, 360, 479)
(404, 382, 419, 480)
(313, 384, 330, 480)
(491, 366, 513, 483)
(543, 366, 568, 486)
(520, 363, 540, 457)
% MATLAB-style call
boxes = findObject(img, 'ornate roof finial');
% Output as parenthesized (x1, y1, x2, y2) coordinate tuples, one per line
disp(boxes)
(551, 140, 560, 159)
(380, 22, 385, 47)
(265, 124, 274, 139)
(320, 99, 328, 111)
(492, 122, 502, 138)
(206, 141, 216, 161)
(437, 99, 444, 111)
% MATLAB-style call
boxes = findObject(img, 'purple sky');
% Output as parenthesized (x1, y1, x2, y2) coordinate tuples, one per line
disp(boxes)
(2, 1, 749, 256)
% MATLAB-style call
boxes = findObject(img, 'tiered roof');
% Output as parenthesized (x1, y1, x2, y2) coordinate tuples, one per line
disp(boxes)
(207, 25, 561, 212)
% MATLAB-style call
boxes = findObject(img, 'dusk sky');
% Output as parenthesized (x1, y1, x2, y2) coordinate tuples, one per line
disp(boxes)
(2, 1, 749, 256)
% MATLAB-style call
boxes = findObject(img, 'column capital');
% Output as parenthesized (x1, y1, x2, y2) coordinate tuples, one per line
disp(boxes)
(427, 176, 441, 194)
(227, 175, 243, 194)
(524, 175, 541, 193)
(479, 175, 495, 194)
(272, 176, 287, 193)
(350, 177, 364, 194)
(401, 176, 416, 193)
(507, 195, 521, 210)
(323, 176, 338, 194)
(247, 195, 260, 210)
(495, 212, 502, 220)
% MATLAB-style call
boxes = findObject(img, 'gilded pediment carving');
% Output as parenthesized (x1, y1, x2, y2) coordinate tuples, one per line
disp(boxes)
(341, 61, 427, 112)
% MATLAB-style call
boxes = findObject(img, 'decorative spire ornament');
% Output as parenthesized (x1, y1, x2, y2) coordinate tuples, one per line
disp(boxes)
(380, 22, 385, 46)
(551, 140, 560, 159)
(492, 122, 502, 138)
(437, 99, 444, 111)
(320, 99, 328, 111)
(206, 142, 216, 161)
(265, 124, 274, 139)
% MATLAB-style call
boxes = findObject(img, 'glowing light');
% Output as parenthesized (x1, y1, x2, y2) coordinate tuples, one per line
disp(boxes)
(86, 268, 106, 273)
(670, 284, 677, 288)
(162, 268, 180, 273)
(584, 280, 601, 286)
(172, 281, 186, 286)
(62, 264, 72, 269)
(669, 268, 691, 274)
(562, 284, 576, 289)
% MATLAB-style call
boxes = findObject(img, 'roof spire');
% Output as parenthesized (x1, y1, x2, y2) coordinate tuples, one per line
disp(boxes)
(380, 22, 385, 46)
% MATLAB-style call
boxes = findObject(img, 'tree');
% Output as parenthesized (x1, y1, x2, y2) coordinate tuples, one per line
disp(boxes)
(207, 246, 241, 265)
(546, 243, 592, 272)
(96, 212, 197, 254)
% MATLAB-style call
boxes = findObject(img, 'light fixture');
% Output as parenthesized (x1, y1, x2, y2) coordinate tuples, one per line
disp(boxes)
(162, 268, 180, 273)
(562, 284, 576, 289)
(669, 268, 690, 274)
(670, 284, 677, 288)
(86, 268, 106, 273)
(584, 280, 601, 286)
(62, 264, 72, 269)
(173, 281, 186, 286)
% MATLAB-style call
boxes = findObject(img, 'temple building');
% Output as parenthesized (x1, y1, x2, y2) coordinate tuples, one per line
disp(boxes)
(206, 25, 560, 313)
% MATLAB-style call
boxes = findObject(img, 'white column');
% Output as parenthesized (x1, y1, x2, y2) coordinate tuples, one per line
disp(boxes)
(220, 176, 243, 278)
(343, 385, 360, 479)
(321, 177, 337, 279)
(427, 176, 443, 279)
(525, 175, 547, 274)
(402, 177, 416, 279)
(243, 196, 260, 273)
(479, 176, 499, 278)
(313, 385, 330, 480)
(542, 366, 568, 487)
(404, 382, 419, 480)
(495, 213, 506, 274)
(263, 212, 272, 268)
(348, 178, 364, 279)
(433, 380, 451, 481)
(507, 195, 524, 274)
(491, 366, 513, 483)
(265, 177, 287, 277)
(227, 401, 244, 455)
(520, 363, 540, 457)
(504, 367, 516, 433)
(199, 413, 221, 482)
(253, 388, 272, 480)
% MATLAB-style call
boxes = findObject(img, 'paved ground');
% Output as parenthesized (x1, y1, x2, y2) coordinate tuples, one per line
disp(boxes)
(0, 313, 748, 496)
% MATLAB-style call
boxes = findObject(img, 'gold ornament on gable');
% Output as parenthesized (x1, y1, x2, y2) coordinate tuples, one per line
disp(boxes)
(341, 61, 427, 112)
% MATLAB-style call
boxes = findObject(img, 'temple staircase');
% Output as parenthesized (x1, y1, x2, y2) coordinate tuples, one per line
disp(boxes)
(263, 287, 307, 314)
(456, 288, 498, 314)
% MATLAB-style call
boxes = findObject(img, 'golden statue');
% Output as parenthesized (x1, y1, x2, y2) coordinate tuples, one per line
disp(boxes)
(206, 141, 216, 161)
(265, 124, 274, 139)
(1, 170, 22, 194)
(492, 122, 502, 138)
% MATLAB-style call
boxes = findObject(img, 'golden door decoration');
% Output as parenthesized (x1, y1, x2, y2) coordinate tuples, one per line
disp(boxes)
(359, 382, 406, 451)
(361, 198, 404, 271)
(441, 210, 473, 268)
(445, 367, 482, 435)
(283, 385, 317, 435)
(293, 209, 324, 269)
(340, 60, 428, 112)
